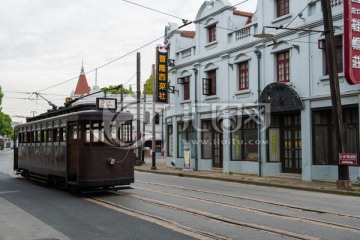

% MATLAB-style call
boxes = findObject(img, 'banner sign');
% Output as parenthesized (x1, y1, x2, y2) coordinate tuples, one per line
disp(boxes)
(344, 0, 360, 84)
(156, 45, 168, 103)
(339, 153, 358, 165)
(183, 140, 191, 170)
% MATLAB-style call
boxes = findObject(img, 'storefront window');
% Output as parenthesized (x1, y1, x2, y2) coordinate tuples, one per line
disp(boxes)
(167, 125, 173, 157)
(177, 122, 195, 158)
(313, 107, 359, 165)
(231, 117, 258, 161)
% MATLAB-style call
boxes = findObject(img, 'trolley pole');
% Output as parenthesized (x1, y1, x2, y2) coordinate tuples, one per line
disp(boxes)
(151, 64, 157, 170)
(136, 52, 141, 165)
(320, 0, 349, 189)
(141, 83, 146, 164)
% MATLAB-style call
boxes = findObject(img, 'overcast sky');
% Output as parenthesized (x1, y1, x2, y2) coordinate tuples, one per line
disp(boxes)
(0, 0, 257, 122)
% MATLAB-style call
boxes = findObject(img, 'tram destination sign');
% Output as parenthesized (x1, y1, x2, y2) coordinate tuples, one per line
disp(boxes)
(339, 153, 358, 165)
(96, 98, 117, 110)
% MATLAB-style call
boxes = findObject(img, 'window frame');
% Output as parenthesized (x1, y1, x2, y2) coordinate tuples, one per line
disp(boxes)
(207, 69, 217, 96)
(321, 35, 343, 75)
(276, 50, 290, 82)
(208, 25, 217, 43)
(238, 61, 249, 90)
(183, 76, 190, 100)
(276, 0, 289, 18)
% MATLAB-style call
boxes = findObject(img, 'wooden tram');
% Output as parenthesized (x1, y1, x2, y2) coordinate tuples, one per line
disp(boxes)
(13, 103, 135, 190)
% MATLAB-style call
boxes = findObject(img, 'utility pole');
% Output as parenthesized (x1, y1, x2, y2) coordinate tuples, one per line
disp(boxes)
(141, 83, 146, 164)
(151, 64, 157, 170)
(136, 52, 141, 165)
(320, 0, 350, 189)
(120, 84, 123, 111)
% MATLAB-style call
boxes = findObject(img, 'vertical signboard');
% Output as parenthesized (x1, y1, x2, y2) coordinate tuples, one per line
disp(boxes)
(183, 140, 191, 170)
(344, 0, 360, 84)
(156, 45, 168, 103)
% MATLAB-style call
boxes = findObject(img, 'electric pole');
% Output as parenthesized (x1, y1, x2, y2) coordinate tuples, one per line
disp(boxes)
(136, 52, 141, 165)
(320, 0, 350, 189)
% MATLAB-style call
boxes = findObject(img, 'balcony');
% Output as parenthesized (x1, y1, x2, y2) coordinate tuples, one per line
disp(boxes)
(331, 0, 342, 7)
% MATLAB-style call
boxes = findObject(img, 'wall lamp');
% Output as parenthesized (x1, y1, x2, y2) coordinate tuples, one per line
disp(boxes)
(168, 59, 175, 67)
(168, 85, 179, 95)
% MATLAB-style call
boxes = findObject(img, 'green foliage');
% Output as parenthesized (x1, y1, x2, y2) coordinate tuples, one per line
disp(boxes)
(357, 177, 360, 185)
(144, 75, 153, 94)
(102, 85, 134, 95)
(0, 112, 12, 137)
(0, 85, 3, 106)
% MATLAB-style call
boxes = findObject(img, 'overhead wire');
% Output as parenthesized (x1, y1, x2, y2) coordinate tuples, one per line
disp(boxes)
(34, 0, 253, 93)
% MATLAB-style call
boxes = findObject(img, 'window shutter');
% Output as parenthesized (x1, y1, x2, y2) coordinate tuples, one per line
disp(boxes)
(202, 78, 211, 95)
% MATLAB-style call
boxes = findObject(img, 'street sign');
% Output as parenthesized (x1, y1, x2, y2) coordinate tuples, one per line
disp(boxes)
(339, 153, 358, 165)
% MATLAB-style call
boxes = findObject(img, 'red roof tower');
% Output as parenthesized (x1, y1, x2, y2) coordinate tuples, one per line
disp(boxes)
(74, 65, 90, 96)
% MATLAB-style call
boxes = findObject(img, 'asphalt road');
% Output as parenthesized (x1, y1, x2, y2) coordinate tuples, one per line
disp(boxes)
(1, 149, 360, 240)
(0, 150, 195, 240)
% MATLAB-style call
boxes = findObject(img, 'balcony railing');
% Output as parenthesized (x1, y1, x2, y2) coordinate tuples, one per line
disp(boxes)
(235, 26, 251, 41)
(331, 0, 342, 7)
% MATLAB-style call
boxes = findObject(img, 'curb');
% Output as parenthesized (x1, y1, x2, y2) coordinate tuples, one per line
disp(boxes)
(135, 168, 360, 197)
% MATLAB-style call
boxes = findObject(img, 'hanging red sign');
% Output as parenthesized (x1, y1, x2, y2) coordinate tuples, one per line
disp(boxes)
(344, 0, 360, 84)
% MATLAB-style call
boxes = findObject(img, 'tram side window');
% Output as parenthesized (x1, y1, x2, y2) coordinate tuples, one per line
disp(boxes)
(47, 129, 53, 142)
(85, 123, 91, 142)
(70, 125, 80, 140)
(92, 122, 104, 142)
(60, 127, 66, 142)
(30, 131, 35, 143)
(25, 131, 29, 143)
(40, 130, 46, 143)
(53, 128, 59, 142)
(18, 132, 22, 144)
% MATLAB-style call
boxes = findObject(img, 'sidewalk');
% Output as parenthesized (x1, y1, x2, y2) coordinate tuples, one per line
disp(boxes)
(135, 158, 360, 197)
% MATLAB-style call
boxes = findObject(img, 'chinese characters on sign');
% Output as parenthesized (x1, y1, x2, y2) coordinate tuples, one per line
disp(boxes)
(156, 46, 168, 103)
(96, 98, 117, 110)
(339, 153, 358, 165)
(344, 0, 360, 84)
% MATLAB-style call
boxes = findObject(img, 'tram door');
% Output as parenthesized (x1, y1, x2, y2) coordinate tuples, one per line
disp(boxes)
(67, 122, 80, 181)
(213, 132, 223, 168)
(281, 115, 302, 173)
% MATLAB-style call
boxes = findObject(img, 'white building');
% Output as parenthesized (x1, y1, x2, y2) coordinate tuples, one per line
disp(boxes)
(164, 0, 360, 181)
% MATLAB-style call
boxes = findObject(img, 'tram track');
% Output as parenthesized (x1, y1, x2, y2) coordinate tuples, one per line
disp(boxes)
(104, 191, 320, 240)
(86, 197, 231, 240)
(136, 180, 360, 220)
(132, 186, 360, 234)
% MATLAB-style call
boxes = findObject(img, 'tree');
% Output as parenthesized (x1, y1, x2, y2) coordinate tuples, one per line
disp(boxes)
(102, 85, 134, 95)
(0, 112, 12, 137)
(0, 86, 3, 106)
(0, 85, 13, 138)
(144, 75, 153, 94)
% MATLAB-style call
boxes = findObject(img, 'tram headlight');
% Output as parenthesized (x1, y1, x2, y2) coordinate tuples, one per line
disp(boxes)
(107, 158, 116, 166)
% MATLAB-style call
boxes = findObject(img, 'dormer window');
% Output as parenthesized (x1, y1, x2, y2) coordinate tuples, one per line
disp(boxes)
(277, 0, 289, 17)
(208, 25, 217, 43)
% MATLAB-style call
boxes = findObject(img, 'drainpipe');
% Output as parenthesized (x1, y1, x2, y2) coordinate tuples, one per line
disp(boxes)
(193, 68, 199, 171)
(255, 49, 262, 177)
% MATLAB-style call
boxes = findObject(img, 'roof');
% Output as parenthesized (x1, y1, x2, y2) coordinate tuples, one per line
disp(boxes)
(181, 31, 196, 38)
(233, 10, 253, 24)
(233, 10, 253, 17)
(74, 67, 90, 96)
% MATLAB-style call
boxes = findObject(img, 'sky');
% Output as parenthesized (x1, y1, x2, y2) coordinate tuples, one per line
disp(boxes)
(0, 0, 257, 123)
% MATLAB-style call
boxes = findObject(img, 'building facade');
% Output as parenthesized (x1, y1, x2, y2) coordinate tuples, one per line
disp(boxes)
(164, 0, 360, 181)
